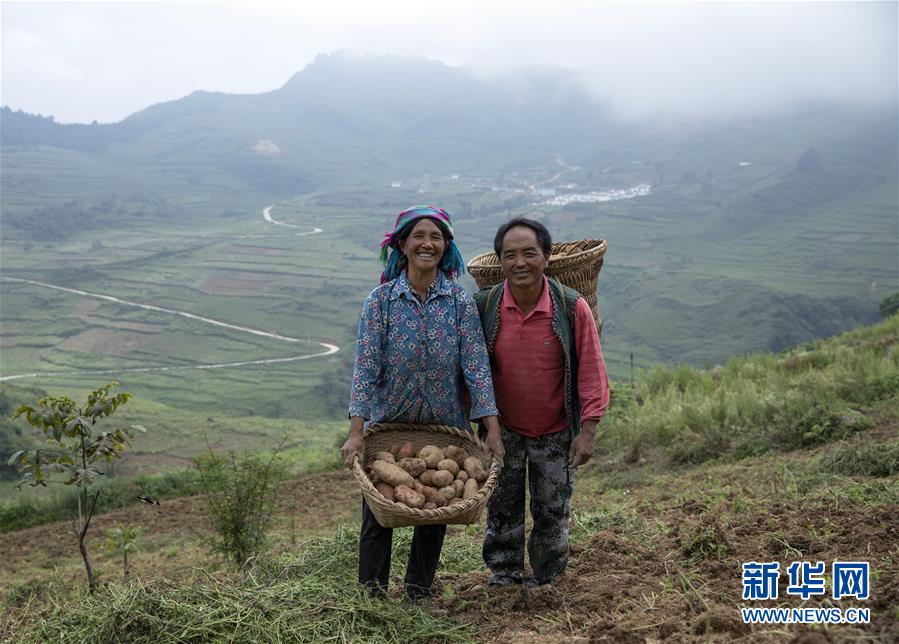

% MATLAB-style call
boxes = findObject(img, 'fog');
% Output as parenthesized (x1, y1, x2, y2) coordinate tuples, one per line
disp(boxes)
(1, 1, 896, 124)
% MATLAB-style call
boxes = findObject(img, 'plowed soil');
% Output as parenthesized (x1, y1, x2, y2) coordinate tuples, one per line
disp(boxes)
(2, 433, 897, 643)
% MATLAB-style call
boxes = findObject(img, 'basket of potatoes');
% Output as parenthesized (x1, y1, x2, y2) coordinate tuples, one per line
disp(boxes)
(352, 422, 500, 528)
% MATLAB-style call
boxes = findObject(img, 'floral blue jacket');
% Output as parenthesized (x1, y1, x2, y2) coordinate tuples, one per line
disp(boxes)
(348, 271, 497, 429)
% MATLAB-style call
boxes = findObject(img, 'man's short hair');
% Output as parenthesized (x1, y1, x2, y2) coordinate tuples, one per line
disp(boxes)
(494, 218, 553, 258)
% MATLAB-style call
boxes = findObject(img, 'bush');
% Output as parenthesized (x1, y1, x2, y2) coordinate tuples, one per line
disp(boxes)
(194, 447, 288, 567)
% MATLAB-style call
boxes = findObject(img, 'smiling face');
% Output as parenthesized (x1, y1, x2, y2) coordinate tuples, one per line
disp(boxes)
(398, 218, 447, 275)
(499, 225, 549, 291)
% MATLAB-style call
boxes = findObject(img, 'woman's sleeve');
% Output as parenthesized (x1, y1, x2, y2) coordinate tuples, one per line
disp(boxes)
(347, 291, 384, 419)
(457, 289, 498, 420)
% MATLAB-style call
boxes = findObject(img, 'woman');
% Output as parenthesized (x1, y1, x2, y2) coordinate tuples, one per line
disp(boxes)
(341, 204, 503, 602)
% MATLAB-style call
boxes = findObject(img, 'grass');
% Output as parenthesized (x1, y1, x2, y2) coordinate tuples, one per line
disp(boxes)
(818, 440, 899, 477)
(7, 527, 476, 644)
(599, 314, 899, 465)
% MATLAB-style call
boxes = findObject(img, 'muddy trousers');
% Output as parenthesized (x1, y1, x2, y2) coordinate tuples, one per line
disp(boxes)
(359, 500, 446, 599)
(483, 426, 573, 584)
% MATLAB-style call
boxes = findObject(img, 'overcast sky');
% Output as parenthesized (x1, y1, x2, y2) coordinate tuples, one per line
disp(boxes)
(1, 1, 896, 124)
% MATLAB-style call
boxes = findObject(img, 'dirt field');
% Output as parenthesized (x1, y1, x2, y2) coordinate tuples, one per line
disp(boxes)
(199, 272, 274, 295)
(2, 422, 896, 643)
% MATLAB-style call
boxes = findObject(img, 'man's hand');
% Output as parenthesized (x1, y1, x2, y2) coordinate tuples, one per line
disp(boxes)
(340, 417, 365, 467)
(481, 415, 505, 467)
(569, 421, 598, 468)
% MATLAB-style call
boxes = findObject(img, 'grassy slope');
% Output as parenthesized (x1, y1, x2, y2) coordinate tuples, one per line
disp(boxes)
(1, 316, 897, 643)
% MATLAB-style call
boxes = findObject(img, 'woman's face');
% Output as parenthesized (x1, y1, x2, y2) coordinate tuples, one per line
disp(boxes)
(399, 218, 447, 274)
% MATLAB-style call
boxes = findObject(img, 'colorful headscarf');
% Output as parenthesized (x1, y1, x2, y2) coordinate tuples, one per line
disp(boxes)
(379, 205, 466, 283)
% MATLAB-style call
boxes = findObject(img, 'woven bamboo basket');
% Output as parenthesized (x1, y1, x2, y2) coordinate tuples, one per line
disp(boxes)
(467, 239, 607, 333)
(352, 422, 500, 528)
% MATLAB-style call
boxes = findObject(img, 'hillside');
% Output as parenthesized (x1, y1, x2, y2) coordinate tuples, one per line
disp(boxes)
(1, 316, 897, 642)
(1, 55, 896, 527)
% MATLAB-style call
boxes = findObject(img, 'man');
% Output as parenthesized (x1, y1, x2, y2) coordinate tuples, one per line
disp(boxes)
(475, 217, 609, 588)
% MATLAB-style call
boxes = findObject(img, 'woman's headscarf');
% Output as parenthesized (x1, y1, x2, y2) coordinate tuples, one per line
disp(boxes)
(379, 205, 466, 283)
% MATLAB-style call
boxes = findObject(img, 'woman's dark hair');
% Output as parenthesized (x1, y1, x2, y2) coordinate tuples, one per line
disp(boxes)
(393, 216, 454, 273)
(493, 218, 552, 257)
(394, 216, 452, 248)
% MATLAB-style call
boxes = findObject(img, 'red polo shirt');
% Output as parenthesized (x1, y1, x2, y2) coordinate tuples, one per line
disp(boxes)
(492, 277, 610, 437)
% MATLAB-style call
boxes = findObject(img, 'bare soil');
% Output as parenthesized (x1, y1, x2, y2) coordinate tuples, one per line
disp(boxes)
(441, 502, 897, 643)
(2, 432, 896, 643)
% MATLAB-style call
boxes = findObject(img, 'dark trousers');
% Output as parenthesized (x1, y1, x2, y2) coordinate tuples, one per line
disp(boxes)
(483, 426, 573, 584)
(359, 500, 446, 599)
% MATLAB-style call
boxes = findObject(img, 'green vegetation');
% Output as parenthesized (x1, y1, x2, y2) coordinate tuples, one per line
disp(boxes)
(600, 314, 899, 465)
(0, 465, 199, 534)
(8, 382, 144, 592)
(880, 292, 899, 319)
(10, 527, 476, 644)
(819, 440, 899, 477)
(102, 527, 139, 582)
(2, 316, 897, 641)
(1, 56, 896, 641)
(194, 443, 288, 567)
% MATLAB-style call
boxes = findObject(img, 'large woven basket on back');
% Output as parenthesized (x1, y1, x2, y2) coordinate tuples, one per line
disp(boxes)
(352, 423, 500, 528)
(467, 239, 607, 333)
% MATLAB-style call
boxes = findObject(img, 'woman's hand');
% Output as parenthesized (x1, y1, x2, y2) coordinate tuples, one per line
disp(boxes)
(341, 417, 365, 467)
(480, 415, 505, 467)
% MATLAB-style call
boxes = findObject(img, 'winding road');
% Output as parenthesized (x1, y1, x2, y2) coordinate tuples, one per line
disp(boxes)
(0, 206, 339, 382)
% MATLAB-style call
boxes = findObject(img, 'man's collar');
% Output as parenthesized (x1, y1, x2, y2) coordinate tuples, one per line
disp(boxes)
(502, 276, 551, 314)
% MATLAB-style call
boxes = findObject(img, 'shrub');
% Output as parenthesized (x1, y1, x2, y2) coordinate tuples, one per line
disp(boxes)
(194, 445, 288, 567)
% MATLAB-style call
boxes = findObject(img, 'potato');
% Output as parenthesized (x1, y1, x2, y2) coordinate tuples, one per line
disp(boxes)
(463, 478, 479, 500)
(437, 459, 459, 476)
(397, 457, 427, 478)
(429, 470, 454, 488)
(371, 460, 414, 488)
(372, 451, 395, 464)
(418, 470, 437, 486)
(446, 447, 470, 467)
(394, 485, 425, 509)
(375, 482, 395, 501)
(418, 445, 445, 468)
(427, 490, 448, 507)
(463, 456, 488, 483)
(397, 441, 416, 459)
(439, 485, 458, 500)
(423, 501, 437, 510)
(415, 484, 447, 507)
(449, 497, 465, 506)
(456, 470, 469, 483)
(451, 480, 464, 496)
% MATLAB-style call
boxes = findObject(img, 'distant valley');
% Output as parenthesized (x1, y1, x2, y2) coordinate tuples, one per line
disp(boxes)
(1, 52, 896, 477)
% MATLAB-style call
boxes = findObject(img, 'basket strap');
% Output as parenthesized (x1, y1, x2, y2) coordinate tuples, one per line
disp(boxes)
(473, 283, 503, 356)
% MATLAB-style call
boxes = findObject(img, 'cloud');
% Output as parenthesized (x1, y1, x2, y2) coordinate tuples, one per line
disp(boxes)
(1, 1, 895, 123)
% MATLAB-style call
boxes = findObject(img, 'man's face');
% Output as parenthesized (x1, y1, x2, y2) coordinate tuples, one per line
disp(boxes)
(499, 226, 549, 291)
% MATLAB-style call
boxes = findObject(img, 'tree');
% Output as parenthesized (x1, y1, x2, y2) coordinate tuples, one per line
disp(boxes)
(8, 382, 144, 593)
